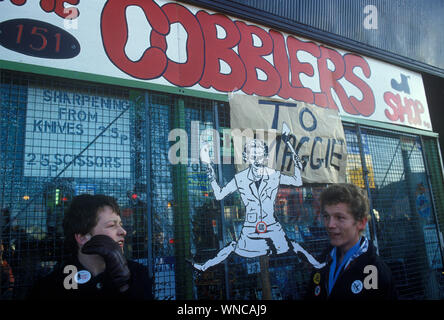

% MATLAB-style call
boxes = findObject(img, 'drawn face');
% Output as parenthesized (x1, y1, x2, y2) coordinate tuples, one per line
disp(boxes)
(90, 206, 127, 252)
(322, 202, 367, 255)
(245, 144, 267, 169)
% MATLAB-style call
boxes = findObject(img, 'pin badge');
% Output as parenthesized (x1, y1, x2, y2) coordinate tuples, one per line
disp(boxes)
(351, 280, 363, 294)
(75, 270, 91, 284)
(313, 272, 321, 285)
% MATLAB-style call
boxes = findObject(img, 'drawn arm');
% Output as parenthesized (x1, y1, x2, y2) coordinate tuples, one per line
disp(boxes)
(207, 164, 237, 200)
(280, 154, 303, 187)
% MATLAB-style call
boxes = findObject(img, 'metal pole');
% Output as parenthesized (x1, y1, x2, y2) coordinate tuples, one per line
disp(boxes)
(419, 136, 444, 266)
(144, 92, 154, 279)
(213, 101, 230, 300)
(356, 125, 379, 251)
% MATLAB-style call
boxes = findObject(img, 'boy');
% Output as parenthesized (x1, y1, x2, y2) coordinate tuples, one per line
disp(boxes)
(305, 183, 397, 300)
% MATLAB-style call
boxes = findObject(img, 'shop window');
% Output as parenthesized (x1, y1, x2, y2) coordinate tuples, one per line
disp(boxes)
(1, 69, 443, 300)
(0, 70, 146, 299)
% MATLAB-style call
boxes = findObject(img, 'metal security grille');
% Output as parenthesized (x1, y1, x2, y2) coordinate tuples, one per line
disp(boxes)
(343, 123, 444, 299)
(1, 69, 443, 300)
(423, 136, 444, 248)
(0, 70, 148, 299)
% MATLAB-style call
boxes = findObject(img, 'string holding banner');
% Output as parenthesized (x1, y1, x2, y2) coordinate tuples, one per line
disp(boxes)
(229, 94, 347, 184)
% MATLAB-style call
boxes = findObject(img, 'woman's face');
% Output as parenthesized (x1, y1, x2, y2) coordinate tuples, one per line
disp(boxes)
(89, 205, 127, 251)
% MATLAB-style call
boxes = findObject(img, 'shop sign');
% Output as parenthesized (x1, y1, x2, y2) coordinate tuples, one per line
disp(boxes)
(154, 256, 176, 300)
(74, 184, 96, 195)
(24, 86, 131, 178)
(0, 0, 432, 131)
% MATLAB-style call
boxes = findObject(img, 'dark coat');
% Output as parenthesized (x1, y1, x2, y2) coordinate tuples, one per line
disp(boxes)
(28, 255, 153, 300)
(305, 238, 397, 300)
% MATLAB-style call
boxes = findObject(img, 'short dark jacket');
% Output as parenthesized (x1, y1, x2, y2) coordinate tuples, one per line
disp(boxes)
(28, 255, 153, 300)
(305, 238, 398, 300)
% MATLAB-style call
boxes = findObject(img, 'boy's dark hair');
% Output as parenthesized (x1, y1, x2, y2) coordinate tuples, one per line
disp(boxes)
(320, 183, 370, 222)
(63, 194, 121, 251)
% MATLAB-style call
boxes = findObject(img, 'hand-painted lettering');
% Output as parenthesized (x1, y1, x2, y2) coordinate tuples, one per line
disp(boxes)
(7, 0, 79, 19)
(99, 0, 376, 117)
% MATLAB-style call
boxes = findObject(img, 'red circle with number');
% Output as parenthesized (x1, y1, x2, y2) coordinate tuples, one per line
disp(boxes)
(255, 221, 267, 234)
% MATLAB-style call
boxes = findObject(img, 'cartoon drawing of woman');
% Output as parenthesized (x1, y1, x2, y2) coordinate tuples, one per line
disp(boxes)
(191, 139, 324, 271)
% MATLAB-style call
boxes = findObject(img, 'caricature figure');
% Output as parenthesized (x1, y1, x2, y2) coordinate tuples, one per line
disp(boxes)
(192, 138, 324, 271)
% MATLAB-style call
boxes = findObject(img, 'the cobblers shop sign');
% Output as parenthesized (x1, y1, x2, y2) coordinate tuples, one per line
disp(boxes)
(0, 0, 432, 131)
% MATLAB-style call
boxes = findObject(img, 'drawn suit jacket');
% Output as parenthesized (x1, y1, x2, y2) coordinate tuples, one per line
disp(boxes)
(211, 166, 302, 227)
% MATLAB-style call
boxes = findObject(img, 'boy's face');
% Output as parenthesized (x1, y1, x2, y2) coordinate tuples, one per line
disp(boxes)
(89, 205, 126, 251)
(322, 202, 367, 254)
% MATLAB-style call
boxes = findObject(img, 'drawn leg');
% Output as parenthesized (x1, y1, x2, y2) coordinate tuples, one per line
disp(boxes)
(192, 241, 236, 272)
(291, 241, 326, 269)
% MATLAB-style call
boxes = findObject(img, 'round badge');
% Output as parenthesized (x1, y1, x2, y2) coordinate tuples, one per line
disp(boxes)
(351, 280, 363, 294)
(75, 270, 91, 284)
(314, 285, 321, 296)
(255, 221, 267, 233)
(313, 272, 321, 285)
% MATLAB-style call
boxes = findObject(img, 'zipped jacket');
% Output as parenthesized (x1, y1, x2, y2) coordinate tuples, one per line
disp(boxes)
(28, 254, 153, 300)
(305, 238, 397, 300)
